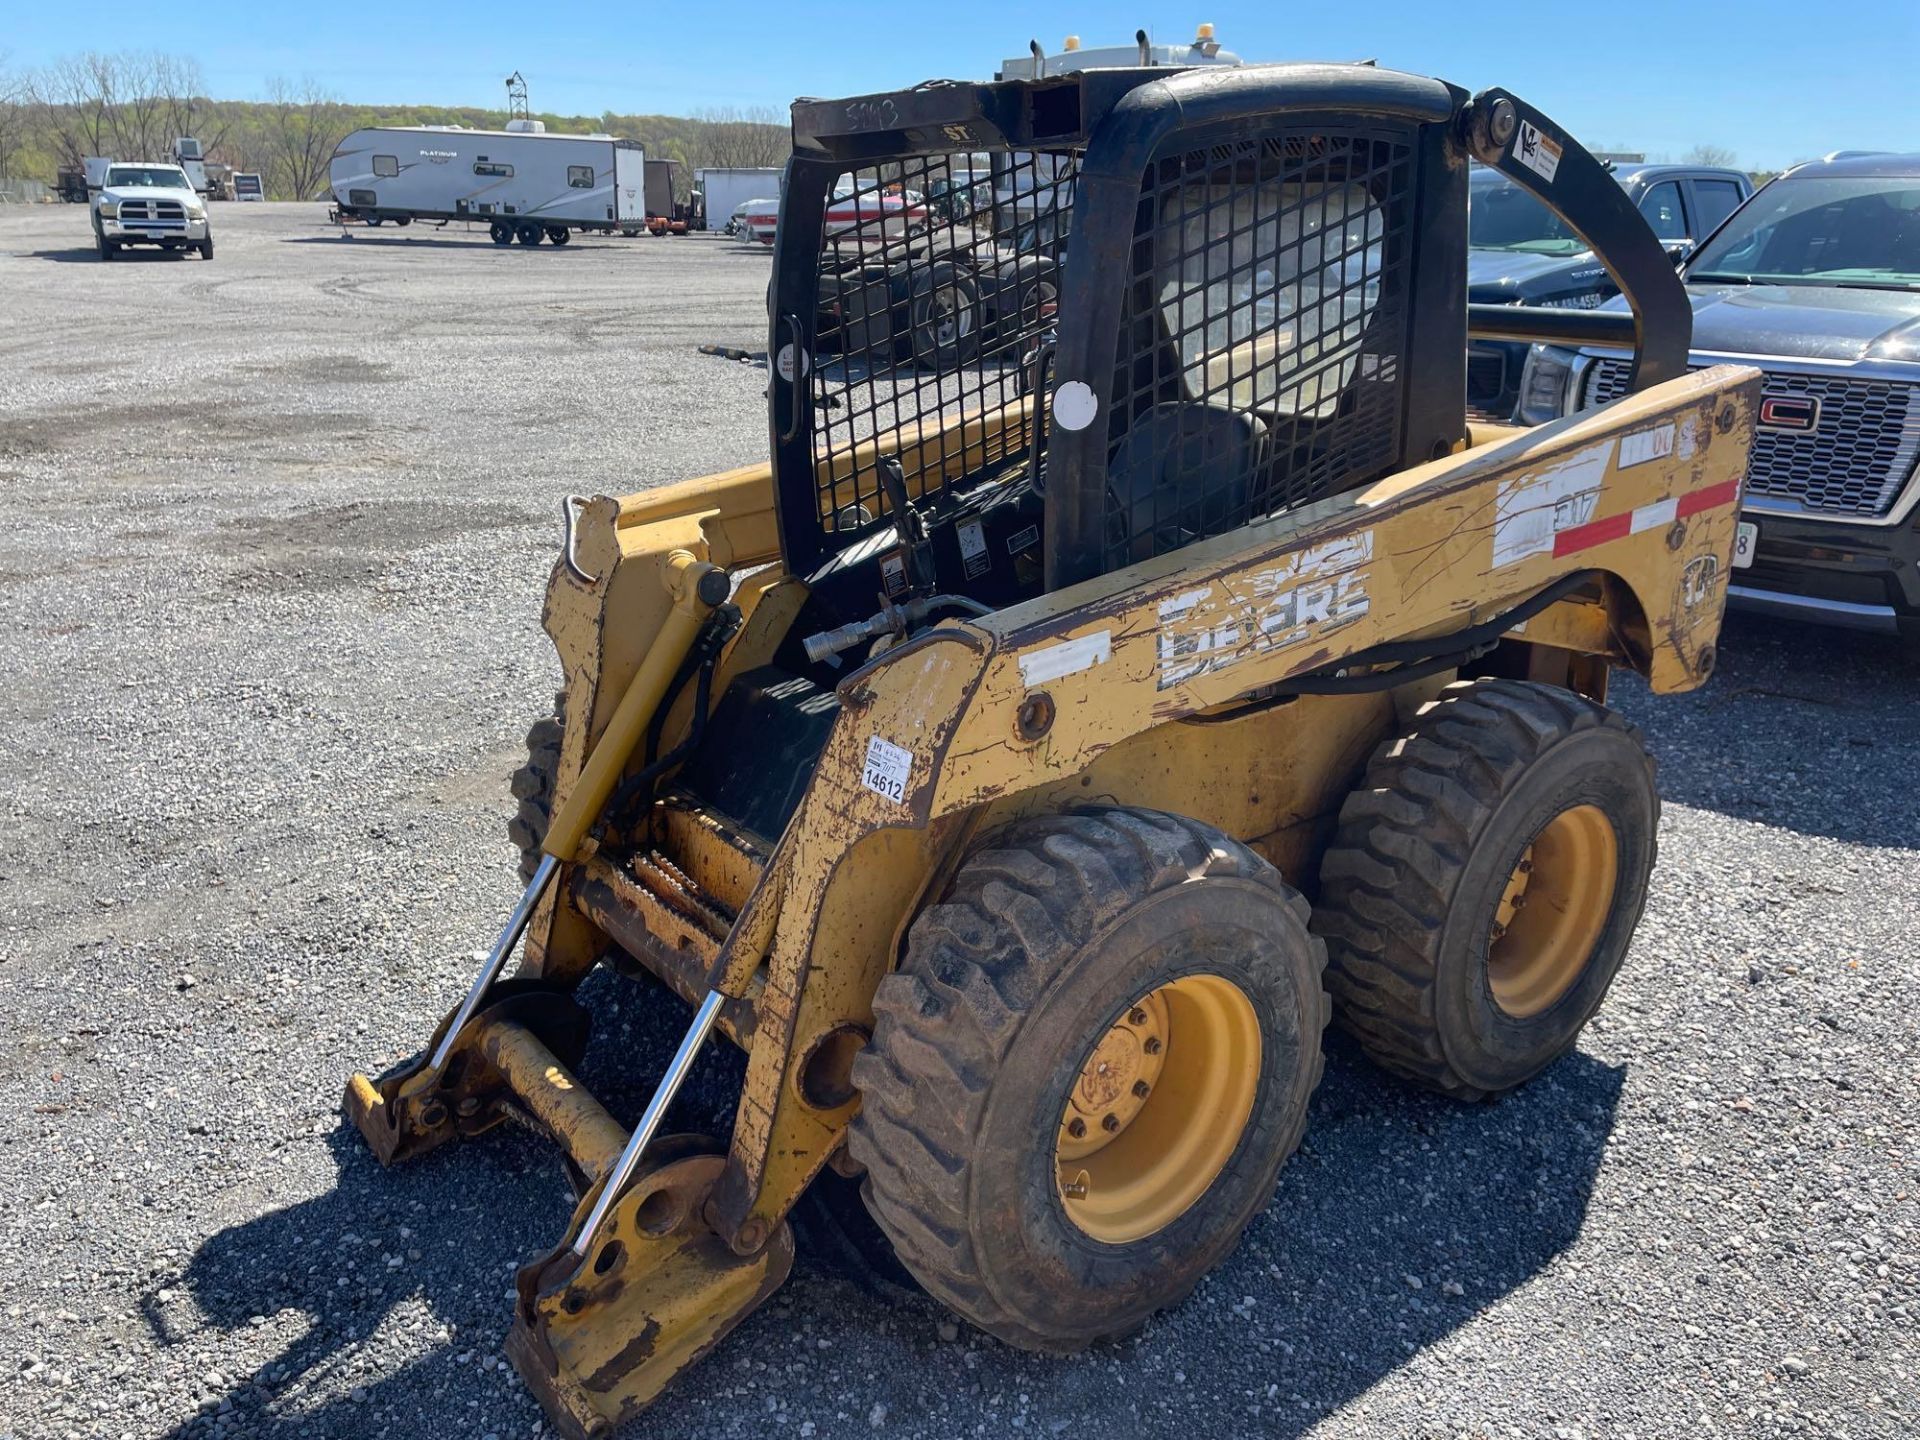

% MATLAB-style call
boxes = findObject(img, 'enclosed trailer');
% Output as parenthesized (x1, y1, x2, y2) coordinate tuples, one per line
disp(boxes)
(694, 167, 783, 232)
(329, 121, 648, 244)
(173, 137, 209, 195)
(233, 173, 265, 202)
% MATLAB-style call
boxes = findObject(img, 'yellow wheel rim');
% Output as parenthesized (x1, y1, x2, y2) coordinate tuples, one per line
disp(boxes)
(1055, 974, 1261, 1244)
(1487, 804, 1618, 1018)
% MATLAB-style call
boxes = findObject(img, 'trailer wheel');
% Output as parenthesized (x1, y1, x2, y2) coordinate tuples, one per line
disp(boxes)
(393, 216, 412, 227)
(906, 264, 980, 369)
(489, 220, 514, 246)
(546, 226, 571, 246)
(850, 806, 1328, 1351)
(515, 222, 544, 246)
(1313, 679, 1658, 1100)
(367, 216, 384, 227)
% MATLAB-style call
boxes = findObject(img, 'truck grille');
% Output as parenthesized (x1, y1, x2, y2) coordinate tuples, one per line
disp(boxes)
(1583, 359, 1920, 520)
(118, 199, 188, 226)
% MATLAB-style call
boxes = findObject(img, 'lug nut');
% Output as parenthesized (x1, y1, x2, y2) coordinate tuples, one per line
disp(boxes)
(1128, 1007, 1147, 1025)
(1101, 1114, 1121, 1133)
(1132, 1080, 1150, 1099)
(1067, 1117, 1086, 1139)
(1143, 1036, 1162, 1055)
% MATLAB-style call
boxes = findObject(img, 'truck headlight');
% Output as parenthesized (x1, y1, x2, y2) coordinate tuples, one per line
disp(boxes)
(98, 200, 119, 219)
(186, 205, 207, 220)
(1515, 344, 1579, 425)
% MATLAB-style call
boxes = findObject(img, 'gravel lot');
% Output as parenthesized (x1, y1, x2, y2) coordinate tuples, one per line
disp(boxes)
(1, 202, 1915, 1440)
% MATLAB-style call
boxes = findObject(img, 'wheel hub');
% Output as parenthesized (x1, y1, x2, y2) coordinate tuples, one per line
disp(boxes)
(1054, 974, 1261, 1244)
(1487, 803, 1618, 1018)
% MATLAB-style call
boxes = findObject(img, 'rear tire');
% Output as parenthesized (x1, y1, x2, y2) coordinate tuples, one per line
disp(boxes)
(1313, 679, 1658, 1100)
(850, 806, 1328, 1351)
(507, 694, 566, 881)
(546, 226, 571, 246)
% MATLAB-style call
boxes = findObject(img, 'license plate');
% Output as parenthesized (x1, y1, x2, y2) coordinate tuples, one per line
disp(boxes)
(1732, 521, 1757, 569)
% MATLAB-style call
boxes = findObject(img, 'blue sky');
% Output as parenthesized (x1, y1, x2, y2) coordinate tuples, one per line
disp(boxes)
(10, 1, 1917, 170)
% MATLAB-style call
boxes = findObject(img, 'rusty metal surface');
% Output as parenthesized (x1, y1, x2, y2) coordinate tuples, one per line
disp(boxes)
(478, 1020, 629, 1184)
(507, 1152, 794, 1440)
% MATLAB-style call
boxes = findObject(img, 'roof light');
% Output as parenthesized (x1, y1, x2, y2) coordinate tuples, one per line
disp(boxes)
(1195, 22, 1216, 40)
(1062, 35, 1080, 51)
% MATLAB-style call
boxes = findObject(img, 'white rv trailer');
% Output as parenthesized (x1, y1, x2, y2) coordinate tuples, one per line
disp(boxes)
(694, 167, 783, 232)
(329, 120, 647, 246)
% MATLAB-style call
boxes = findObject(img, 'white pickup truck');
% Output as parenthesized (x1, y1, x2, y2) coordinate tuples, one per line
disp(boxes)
(92, 163, 214, 261)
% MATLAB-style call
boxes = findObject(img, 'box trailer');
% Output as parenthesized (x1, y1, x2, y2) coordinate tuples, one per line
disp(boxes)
(233, 173, 264, 202)
(694, 167, 782, 232)
(328, 121, 648, 246)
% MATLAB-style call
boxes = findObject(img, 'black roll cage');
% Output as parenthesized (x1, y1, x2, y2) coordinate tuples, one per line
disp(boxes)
(770, 65, 1692, 591)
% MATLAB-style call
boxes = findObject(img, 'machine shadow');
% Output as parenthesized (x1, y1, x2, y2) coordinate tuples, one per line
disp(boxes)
(1631, 609, 1920, 847)
(157, 972, 1622, 1439)
(29, 246, 200, 263)
(281, 233, 612, 252)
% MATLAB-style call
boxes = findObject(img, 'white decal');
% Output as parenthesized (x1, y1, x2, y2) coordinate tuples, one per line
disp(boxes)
(776, 344, 809, 383)
(1156, 534, 1373, 691)
(1052, 381, 1099, 432)
(957, 520, 991, 579)
(861, 735, 914, 805)
(1018, 631, 1112, 688)
(1513, 121, 1563, 183)
(1620, 423, 1676, 469)
(1491, 440, 1615, 568)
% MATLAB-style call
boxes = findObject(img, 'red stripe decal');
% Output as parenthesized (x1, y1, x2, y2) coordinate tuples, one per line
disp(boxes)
(1677, 477, 1741, 518)
(1552, 511, 1633, 557)
(1553, 477, 1742, 558)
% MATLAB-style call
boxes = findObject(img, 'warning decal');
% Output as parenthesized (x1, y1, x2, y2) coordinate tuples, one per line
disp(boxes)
(1513, 121, 1563, 183)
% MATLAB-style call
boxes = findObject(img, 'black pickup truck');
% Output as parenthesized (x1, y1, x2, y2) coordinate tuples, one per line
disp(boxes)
(1518, 152, 1920, 654)
(1468, 161, 1753, 418)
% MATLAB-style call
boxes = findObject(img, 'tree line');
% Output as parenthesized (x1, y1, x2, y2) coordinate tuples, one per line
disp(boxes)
(0, 50, 789, 201)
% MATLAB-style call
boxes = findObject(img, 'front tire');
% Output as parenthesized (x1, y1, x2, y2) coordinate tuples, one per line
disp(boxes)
(906, 263, 980, 369)
(96, 232, 116, 261)
(198, 236, 214, 260)
(850, 806, 1328, 1351)
(1313, 679, 1659, 1100)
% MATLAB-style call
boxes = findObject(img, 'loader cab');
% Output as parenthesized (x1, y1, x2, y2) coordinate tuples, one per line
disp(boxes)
(767, 66, 1473, 630)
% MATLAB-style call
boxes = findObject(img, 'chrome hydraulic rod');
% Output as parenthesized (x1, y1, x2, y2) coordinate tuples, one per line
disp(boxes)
(568, 989, 725, 1257)
(426, 853, 560, 1072)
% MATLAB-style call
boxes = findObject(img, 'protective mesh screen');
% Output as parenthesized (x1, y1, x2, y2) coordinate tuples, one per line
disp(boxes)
(807, 149, 1078, 537)
(1103, 126, 1415, 571)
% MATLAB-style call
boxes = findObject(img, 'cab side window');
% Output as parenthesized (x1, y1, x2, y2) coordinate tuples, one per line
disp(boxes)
(1692, 179, 1747, 236)
(1639, 181, 1689, 240)
(373, 155, 399, 178)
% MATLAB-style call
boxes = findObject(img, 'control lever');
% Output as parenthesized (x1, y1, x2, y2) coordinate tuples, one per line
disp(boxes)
(878, 456, 937, 591)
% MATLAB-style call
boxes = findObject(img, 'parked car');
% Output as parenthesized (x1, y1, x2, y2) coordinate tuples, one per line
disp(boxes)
(1468, 162, 1753, 418)
(92, 163, 213, 260)
(1515, 151, 1920, 651)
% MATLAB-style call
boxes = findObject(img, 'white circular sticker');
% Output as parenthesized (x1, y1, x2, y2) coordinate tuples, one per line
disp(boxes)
(1051, 380, 1099, 432)
(776, 343, 810, 383)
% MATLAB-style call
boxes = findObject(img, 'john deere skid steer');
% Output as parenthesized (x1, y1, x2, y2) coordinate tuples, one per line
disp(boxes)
(347, 61, 1757, 1437)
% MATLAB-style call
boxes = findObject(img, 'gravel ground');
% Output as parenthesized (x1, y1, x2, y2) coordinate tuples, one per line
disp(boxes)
(1, 202, 1915, 1440)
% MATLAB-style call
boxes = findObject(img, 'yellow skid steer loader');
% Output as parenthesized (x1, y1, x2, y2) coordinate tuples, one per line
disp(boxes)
(346, 61, 1757, 1438)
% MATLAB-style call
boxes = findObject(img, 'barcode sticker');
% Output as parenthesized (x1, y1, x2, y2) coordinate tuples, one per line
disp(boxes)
(861, 735, 913, 805)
